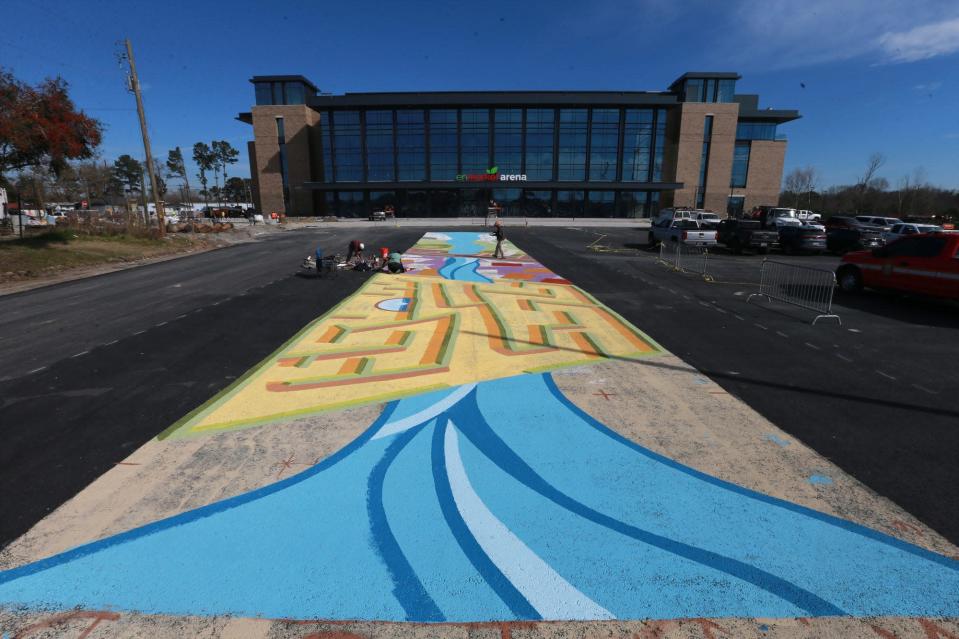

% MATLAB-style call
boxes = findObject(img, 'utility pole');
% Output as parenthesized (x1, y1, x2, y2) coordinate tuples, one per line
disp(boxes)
(124, 38, 165, 235)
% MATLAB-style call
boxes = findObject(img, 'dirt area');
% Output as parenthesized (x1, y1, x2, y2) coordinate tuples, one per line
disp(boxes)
(0, 225, 277, 295)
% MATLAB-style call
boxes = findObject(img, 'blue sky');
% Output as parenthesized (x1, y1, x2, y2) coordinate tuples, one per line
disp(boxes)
(3, 0, 958, 189)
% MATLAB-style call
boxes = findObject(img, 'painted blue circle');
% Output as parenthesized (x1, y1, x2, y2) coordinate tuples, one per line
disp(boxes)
(377, 297, 411, 312)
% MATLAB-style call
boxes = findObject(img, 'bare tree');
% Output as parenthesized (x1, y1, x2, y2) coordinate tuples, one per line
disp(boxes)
(783, 166, 818, 208)
(854, 153, 886, 212)
(896, 174, 911, 215)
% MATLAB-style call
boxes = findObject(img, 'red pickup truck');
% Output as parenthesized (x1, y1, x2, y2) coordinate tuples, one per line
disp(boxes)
(836, 232, 959, 299)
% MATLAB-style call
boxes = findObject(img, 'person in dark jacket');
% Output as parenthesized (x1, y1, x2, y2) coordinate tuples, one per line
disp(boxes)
(347, 239, 364, 262)
(491, 220, 505, 258)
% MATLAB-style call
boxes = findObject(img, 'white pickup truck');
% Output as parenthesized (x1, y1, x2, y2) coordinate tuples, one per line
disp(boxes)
(649, 219, 718, 247)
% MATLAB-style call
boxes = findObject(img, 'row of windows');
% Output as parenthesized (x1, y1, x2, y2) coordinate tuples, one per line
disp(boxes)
(319, 189, 662, 218)
(254, 81, 308, 106)
(736, 122, 778, 140)
(682, 78, 736, 103)
(731, 141, 751, 188)
(315, 107, 668, 184)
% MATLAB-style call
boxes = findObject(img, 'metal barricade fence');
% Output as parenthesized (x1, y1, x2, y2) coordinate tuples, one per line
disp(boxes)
(747, 259, 841, 325)
(657, 241, 711, 280)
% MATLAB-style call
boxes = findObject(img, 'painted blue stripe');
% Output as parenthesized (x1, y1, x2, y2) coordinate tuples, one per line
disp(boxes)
(458, 260, 493, 283)
(367, 425, 444, 621)
(448, 391, 846, 617)
(438, 257, 459, 279)
(0, 401, 401, 586)
(429, 418, 541, 620)
(542, 374, 959, 573)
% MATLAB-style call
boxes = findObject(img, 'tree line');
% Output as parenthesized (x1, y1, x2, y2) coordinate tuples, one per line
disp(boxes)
(1, 67, 249, 212)
(781, 153, 958, 220)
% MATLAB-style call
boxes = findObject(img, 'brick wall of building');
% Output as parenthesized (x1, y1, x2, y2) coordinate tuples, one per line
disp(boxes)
(251, 105, 319, 216)
(671, 102, 740, 212)
(742, 140, 786, 212)
(246, 141, 261, 212)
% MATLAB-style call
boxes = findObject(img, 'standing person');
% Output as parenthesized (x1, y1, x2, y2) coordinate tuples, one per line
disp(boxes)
(347, 239, 364, 262)
(491, 220, 506, 258)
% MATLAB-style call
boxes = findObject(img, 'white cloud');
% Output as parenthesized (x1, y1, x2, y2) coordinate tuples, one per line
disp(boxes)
(694, 0, 959, 69)
(879, 17, 959, 62)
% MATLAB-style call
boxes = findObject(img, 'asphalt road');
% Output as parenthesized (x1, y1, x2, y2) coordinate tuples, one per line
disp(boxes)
(0, 226, 424, 546)
(2, 225, 957, 548)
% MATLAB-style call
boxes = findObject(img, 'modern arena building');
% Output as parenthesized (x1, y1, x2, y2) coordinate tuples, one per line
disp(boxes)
(237, 72, 799, 218)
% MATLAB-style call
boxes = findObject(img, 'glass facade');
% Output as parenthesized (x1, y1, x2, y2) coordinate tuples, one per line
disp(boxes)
(332, 111, 362, 182)
(396, 110, 425, 181)
(525, 109, 554, 181)
(429, 109, 457, 181)
(493, 109, 522, 175)
(557, 109, 587, 181)
(736, 122, 778, 140)
(460, 109, 489, 174)
(589, 109, 619, 182)
(731, 141, 750, 188)
(682, 77, 736, 103)
(365, 110, 394, 182)
(254, 80, 311, 105)
(300, 105, 686, 218)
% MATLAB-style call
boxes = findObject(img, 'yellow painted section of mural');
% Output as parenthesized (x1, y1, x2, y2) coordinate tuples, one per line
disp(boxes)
(161, 273, 663, 439)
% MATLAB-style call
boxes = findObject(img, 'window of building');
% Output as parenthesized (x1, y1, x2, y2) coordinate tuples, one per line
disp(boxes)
(727, 196, 745, 217)
(430, 190, 459, 217)
(400, 190, 429, 217)
(272, 83, 283, 106)
(586, 191, 616, 217)
(556, 190, 584, 216)
(493, 109, 522, 176)
(370, 190, 395, 212)
(275, 117, 289, 206)
(254, 83, 273, 105)
(429, 109, 458, 181)
(696, 115, 714, 209)
(589, 109, 619, 182)
(558, 109, 587, 181)
(525, 109, 554, 181)
(522, 190, 552, 217)
(617, 191, 649, 218)
(717, 79, 736, 103)
(731, 141, 750, 188)
(284, 82, 306, 105)
(365, 110, 394, 182)
(652, 109, 667, 182)
(396, 110, 425, 181)
(704, 79, 716, 103)
(333, 111, 362, 182)
(319, 111, 333, 182)
(685, 79, 703, 102)
(460, 108, 489, 174)
(335, 191, 366, 218)
(622, 109, 653, 182)
(491, 187, 522, 216)
(736, 122, 778, 140)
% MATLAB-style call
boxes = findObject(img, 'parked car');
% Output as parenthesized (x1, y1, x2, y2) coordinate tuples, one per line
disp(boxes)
(369, 210, 387, 221)
(751, 207, 803, 230)
(836, 232, 959, 299)
(716, 218, 779, 254)
(882, 222, 942, 244)
(827, 227, 885, 253)
(649, 219, 717, 247)
(856, 215, 902, 230)
(652, 207, 696, 226)
(778, 225, 827, 254)
(797, 209, 822, 222)
(692, 211, 722, 224)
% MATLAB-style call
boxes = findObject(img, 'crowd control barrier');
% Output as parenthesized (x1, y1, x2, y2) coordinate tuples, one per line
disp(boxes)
(747, 259, 841, 325)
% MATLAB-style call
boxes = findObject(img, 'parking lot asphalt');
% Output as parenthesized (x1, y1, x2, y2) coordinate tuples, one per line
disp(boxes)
(1, 224, 957, 550)
(508, 227, 959, 544)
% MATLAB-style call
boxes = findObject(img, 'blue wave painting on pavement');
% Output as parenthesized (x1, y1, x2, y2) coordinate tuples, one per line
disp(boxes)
(1, 373, 958, 621)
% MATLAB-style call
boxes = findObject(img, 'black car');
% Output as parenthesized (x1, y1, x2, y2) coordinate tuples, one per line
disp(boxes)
(826, 227, 884, 254)
(778, 226, 827, 254)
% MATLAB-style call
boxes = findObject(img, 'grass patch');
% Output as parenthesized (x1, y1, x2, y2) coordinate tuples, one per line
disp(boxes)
(0, 231, 208, 280)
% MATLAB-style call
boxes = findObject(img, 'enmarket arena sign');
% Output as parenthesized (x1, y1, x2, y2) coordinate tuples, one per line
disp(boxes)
(455, 166, 527, 182)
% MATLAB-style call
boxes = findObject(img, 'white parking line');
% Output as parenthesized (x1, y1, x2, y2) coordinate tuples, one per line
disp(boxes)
(836, 353, 853, 363)
(754, 323, 768, 331)
(104, 339, 119, 346)
(133, 330, 146, 336)
(875, 370, 897, 381)
(175, 314, 187, 320)
(713, 307, 727, 314)
(27, 366, 46, 374)
(912, 383, 938, 395)
(775, 331, 789, 338)
(804, 342, 821, 351)
(70, 351, 89, 358)
(733, 314, 745, 321)
(155, 321, 167, 327)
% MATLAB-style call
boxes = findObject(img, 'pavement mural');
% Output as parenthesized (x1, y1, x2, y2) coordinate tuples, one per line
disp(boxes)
(1, 231, 959, 628)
